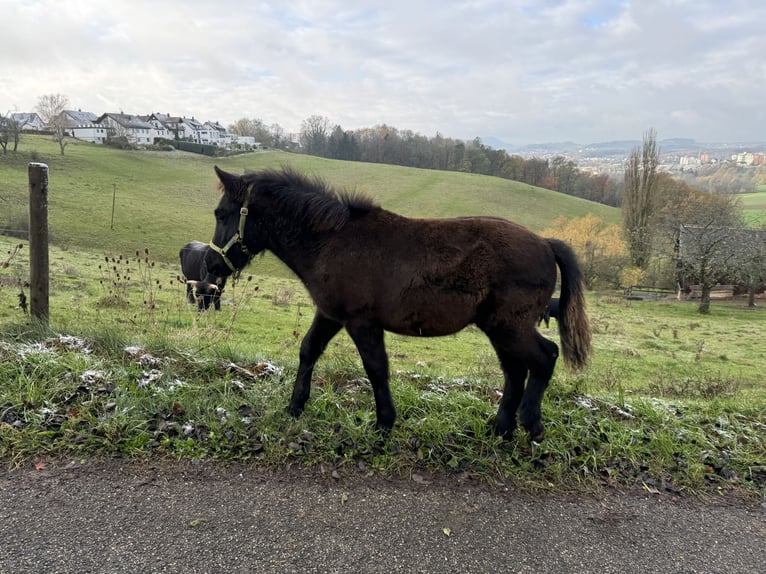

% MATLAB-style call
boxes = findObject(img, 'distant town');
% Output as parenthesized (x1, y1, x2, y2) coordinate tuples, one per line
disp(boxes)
(487, 137, 766, 177)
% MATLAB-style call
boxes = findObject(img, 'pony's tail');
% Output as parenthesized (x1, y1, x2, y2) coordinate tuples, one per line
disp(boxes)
(548, 239, 592, 371)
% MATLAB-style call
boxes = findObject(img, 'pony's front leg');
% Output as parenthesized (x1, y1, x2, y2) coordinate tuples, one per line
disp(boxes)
(288, 313, 342, 418)
(346, 323, 396, 432)
(494, 361, 528, 439)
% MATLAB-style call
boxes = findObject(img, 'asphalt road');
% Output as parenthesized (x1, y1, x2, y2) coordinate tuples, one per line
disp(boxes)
(1, 461, 764, 574)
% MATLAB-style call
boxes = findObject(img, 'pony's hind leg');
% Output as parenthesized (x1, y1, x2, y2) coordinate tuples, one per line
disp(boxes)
(490, 342, 528, 439)
(345, 322, 396, 432)
(288, 312, 342, 418)
(484, 329, 528, 439)
(517, 333, 559, 441)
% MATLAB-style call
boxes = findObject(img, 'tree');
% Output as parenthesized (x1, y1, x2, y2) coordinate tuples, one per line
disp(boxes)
(0, 112, 21, 154)
(678, 222, 744, 313)
(542, 215, 628, 289)
(327, 125, 359, 161)
(299, 115, 330, 156)
(736, 227, 766, 308)
(36, 93, 69, 155)
(622, 128, 659, 269)
(228, 117, 273, 147)
(269, 123, 286, 149)
(523, 158, 549, 187)
(652, 174, 742, 293)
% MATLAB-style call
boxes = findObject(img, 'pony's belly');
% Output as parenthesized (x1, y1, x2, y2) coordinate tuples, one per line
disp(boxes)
(389, 325, 459, 337)
(385, 311, 473, 337)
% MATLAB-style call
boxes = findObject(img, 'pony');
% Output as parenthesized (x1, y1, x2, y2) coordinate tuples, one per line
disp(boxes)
(179, 240, 227, 311)
(203, 166, 591, 440)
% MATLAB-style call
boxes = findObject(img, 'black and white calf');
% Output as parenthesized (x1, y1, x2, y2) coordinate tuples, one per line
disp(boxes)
(179, 240, 227, 310)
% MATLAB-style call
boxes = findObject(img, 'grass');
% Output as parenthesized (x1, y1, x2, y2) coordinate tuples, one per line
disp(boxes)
(1, 236, 765, 497)
(739, 188, 766, 226)
(1, 140, 764, 497)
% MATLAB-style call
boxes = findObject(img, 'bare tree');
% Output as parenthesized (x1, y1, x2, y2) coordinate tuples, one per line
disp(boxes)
(35, 93, 70, 155)
(648, 174, 741, 286)
(732, 226, 766, 308)
(679, 223, 738, 313)
(1, 111, 23, 154)
(269, 123, 286, 149)
(676, 214, 766, 314)
(299, 115, 330, 156)
(622, 128, 659, 269)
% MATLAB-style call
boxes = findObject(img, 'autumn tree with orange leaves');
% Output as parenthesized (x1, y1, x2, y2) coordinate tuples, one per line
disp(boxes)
(542, 214, 629, 289)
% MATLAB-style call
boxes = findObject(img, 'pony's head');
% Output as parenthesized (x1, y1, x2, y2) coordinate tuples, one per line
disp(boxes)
(205, 166, 263, 278)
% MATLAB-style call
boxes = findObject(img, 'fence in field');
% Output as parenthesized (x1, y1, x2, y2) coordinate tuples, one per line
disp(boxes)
(27, 162, 49, 324)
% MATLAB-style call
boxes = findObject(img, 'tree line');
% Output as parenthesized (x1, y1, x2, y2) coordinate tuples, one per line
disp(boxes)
(286, 115, 621, 206)
(227, 114, 620, 207)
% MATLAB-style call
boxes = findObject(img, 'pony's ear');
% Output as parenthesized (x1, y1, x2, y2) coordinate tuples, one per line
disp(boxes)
(214, 165, 239, 188)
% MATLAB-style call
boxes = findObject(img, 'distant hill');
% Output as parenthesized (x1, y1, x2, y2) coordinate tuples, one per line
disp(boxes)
(483, 137, 766, 158)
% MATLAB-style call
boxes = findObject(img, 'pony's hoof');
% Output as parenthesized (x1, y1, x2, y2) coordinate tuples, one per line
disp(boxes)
(375, 408, 396, 435)
(492, 413, 517, 440)
(286, 403, 304, 419)
(519, 411, 545, 442)
(522, 421, 545, 443)
(374, 423, 392, 439)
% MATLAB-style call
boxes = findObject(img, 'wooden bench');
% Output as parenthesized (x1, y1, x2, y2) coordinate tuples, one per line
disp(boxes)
(623, 285, 677, 300)
(686, 284, 735, 300)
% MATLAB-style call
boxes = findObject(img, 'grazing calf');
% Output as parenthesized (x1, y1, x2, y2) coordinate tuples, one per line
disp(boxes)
(179, 240, 226, 310)
(538, 297, 560, 328)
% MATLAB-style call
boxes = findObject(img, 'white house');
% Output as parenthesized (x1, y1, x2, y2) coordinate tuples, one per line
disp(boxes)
(61, 110, 108, 143)
(95, 113, 154, 145)
(203, 120, 227, 146)
(142, 113, 173, 142)
(181, 117, 207, 143)
(233, 135, 257, 147)
(11, 112, 45, 131)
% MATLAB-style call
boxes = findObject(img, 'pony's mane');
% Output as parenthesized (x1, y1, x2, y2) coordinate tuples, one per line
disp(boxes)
(225, 166, 378, 232)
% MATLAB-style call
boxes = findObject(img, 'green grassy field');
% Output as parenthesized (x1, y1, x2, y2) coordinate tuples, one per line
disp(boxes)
(739, 188, 766, 226)
(1, 137, 764, 496)
(1, 135, 618, 268)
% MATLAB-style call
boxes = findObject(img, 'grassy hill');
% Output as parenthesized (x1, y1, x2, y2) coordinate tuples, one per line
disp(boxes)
(1, 135, 619, 270)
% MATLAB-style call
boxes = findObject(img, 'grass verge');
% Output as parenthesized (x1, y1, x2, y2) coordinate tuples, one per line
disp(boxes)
(1, 328, 763, 498)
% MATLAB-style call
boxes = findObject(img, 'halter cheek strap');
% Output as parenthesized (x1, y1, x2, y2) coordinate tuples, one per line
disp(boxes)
(209, 183, 254, 275)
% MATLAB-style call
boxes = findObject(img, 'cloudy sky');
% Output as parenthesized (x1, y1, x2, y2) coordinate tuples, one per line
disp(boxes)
(2, 0, 764, 146)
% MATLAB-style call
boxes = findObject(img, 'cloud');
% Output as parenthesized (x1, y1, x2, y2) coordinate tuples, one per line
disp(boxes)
(2, 0, 764, 144)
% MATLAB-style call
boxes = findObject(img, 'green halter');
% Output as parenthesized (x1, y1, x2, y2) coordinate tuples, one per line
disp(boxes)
(209, 183, 254, 275)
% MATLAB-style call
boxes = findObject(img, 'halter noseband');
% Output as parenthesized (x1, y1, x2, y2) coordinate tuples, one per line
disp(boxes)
(209, 183, 254, 275)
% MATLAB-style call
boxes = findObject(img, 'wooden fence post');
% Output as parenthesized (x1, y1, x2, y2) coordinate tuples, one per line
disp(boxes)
(28, 162, 49, 324)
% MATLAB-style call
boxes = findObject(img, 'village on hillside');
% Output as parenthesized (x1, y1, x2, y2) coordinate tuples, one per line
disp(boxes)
(8, 110, 262, 150)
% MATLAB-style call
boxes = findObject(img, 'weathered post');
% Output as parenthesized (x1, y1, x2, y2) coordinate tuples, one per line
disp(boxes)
(28, 162, 49, 324)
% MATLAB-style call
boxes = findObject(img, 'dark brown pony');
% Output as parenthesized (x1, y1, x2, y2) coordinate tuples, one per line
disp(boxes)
(204, 166, 591, 440)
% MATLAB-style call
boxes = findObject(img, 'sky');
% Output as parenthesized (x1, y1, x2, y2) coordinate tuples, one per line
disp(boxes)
(1, 0, 765, 146)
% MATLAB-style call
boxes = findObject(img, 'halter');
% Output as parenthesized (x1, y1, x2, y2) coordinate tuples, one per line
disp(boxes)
(209, 183, 254, 276)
